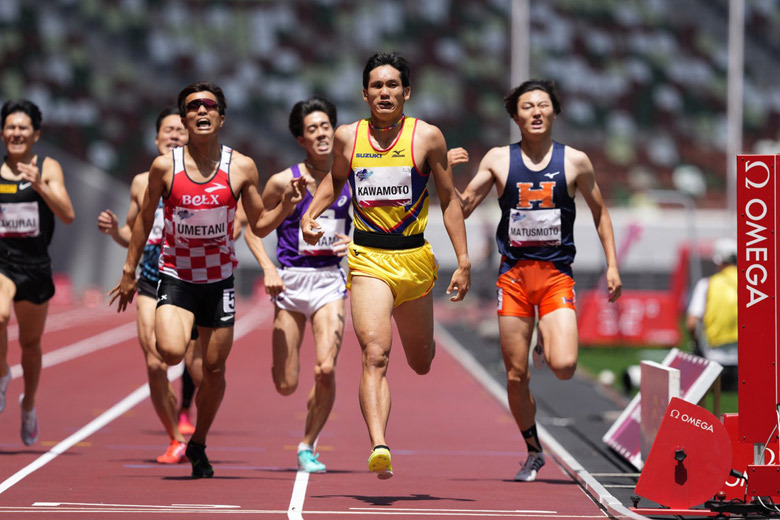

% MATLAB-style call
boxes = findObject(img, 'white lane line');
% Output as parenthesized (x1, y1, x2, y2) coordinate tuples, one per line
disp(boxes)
(287, 437, 320, 519)
(288, 471, 309, 520)
(7, 322, 137, 379)
(434, 324, 647, 520)
(32, 501, 239, 509)
(0, 381, 151, 495)
(351, 508, 557, 514)
(0, 306, 270, 496)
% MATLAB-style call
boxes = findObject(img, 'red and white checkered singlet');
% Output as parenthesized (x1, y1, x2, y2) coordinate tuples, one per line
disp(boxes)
(159, 145, 238, 283)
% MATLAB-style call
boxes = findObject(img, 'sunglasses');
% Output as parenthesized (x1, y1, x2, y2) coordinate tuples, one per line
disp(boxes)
(185, 98, 220, 112)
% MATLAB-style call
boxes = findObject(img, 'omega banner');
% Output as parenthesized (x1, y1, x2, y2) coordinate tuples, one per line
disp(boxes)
(736, 154, 779, 442)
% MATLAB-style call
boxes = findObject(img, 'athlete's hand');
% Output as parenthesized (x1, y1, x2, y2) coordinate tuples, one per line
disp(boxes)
(332, 233, 351, 257)
(263, 266, 285, 298)
(17, 156, 42, 191)
(282, 176, 307, 209)
(447, 147, 469, 168)
(301, 215, 323, 245)
(97, 209, 119, 236)
(446, 263, 471, 302)
(606, 266, 622, 303)
(108, 270, 137, 312)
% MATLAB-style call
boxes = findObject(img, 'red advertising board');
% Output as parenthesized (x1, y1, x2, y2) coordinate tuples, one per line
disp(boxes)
(577, 290, 680, 347)
(736, 155, 778, 442)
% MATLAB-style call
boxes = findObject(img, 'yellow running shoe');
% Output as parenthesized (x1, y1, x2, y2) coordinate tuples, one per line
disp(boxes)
(368, 445, 393, 480)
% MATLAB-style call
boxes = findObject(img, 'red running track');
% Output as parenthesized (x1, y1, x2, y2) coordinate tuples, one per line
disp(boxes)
(0, 297, 610, 519)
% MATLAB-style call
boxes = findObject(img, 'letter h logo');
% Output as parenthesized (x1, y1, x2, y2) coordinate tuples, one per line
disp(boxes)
(516, 182, 555, 209)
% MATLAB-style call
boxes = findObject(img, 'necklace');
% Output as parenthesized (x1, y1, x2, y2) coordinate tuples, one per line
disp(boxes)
(369, 114, 405, 132)
(304, 161, 330, 174)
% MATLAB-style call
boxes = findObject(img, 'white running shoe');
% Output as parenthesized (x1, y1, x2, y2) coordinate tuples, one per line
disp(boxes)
(514, 452, 545, 482)
(20, 394, 39, 446)
(0, 366, 10, 414)
(532, 325, 546, 369)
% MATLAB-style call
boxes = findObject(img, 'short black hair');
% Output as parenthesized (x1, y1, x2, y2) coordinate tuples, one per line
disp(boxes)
(362, 52, 410, 89)
(156, 107, 180, 133)
(1, 99, 43, 130)
(288, 96, 337, 138)
(504, 79, 561, 118)
(177, 82, 227, 117)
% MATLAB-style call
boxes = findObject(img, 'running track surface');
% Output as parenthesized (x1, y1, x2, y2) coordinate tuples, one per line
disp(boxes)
(0, 297, 610, 519)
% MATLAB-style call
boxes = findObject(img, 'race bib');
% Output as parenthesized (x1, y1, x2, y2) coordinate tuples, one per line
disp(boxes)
(354, 166, 412, 207)
(147, 206, 165, 245)
(299, 215, 346, 256)
(173, 206, 228, 241)
(0, 202, 40, 237)
(508, 208, 561, 247)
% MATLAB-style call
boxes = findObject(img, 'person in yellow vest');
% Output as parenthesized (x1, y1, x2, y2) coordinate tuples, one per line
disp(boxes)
(300, 52, 471, 480)
(686, 237, 738, 370)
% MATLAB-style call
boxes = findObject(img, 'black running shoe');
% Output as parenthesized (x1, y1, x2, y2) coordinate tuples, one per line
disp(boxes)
(186, 440, 214, 478)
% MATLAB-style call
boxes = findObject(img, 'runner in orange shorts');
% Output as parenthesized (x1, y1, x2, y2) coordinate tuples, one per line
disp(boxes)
(456, 79, 622, 482)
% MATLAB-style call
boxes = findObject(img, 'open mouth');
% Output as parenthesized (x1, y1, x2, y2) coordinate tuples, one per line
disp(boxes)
(196, 119, 212, 130)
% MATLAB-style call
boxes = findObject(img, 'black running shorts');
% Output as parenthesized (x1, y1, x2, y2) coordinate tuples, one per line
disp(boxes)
(0, 255, 54, 305)
(156, 274, 235, 328)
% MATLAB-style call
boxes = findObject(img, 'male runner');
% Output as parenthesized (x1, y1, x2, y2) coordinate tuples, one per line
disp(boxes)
(301, 53, 471, 479)
(457, 79, 622, 481)
(110, 82, 305, 478)
(243, 96, 351, 473)
(0, 99, 75, 445)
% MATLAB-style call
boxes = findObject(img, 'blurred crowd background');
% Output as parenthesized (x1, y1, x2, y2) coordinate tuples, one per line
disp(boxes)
(2, 0, 779, 209)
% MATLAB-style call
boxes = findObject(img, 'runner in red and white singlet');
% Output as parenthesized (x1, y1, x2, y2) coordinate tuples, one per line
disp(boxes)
(110, 82, 305, 479)
(160, 144, 238, 283)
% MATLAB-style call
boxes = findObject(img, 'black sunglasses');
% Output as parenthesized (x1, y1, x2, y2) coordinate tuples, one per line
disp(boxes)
(186, 98, 220, 112)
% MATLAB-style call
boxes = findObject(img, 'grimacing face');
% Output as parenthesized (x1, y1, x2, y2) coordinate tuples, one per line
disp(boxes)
(513, 89, 556, 136)
(363, 65, 410, 119)
(183, 91, 224, 137)
(298, 111, 334, 158)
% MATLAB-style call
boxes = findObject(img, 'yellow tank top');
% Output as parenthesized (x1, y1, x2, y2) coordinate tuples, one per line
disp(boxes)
(349, 117, 429, 236)
(703, 265, 738, 347)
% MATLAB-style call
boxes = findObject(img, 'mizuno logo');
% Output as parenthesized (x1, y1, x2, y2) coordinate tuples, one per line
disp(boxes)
(391, 149, 405, 158)
(544, 171, 560, 179)
(353, 249, 361, 256)
(18, 182, 31, 190)
(158, 294, 168, 301)
(205, 183, 226, 193)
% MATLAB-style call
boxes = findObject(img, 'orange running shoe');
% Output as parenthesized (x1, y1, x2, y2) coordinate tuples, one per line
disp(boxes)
(178, 410, 195, 435)
(157, 440, 187, 464)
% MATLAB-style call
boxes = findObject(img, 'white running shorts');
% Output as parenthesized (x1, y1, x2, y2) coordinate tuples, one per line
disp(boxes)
(272, 265, 347, 319)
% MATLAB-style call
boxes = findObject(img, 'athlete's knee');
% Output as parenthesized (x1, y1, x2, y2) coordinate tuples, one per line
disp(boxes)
(362, 343, 389, 372)
(551, 360, 577, 381)
(0, 308, 10, 329)
(408, 349, 433, 375)
(156, 342, 184, 366)
(18, 336, 42, 352)
(145, 352, 168, 374)
(314, 362, 336, 386)
(272, 366, 298, 396)
(506, 366, 531, 387)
